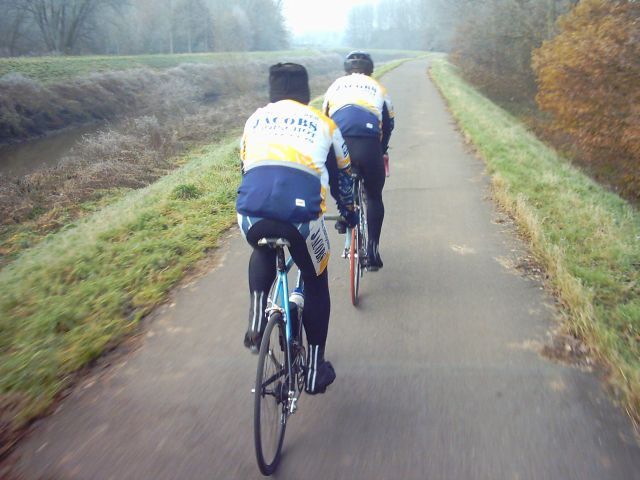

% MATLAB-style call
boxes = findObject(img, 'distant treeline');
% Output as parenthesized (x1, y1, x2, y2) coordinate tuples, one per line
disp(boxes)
(345, 0, 459, 51)
(345, 0, 639, 201)
(0, 0, 289, 56)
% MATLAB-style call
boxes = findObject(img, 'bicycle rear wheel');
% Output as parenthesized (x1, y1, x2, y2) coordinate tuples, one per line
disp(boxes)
(349, 226, 360, 306)
(254, 312, 289, 475)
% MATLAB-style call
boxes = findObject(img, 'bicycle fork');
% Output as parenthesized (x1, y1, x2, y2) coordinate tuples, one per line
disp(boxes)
(342, 227, 353, 258)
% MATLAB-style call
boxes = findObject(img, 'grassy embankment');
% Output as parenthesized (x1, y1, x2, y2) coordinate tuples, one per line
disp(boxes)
(430, 58, 640, 421)
(0, 139, 241, 453)
(0, 50, 319, 82)
(0, 57, 412, 451)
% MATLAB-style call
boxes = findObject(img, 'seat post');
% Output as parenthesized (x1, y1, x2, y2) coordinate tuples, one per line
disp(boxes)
(276, 247, 286, 272)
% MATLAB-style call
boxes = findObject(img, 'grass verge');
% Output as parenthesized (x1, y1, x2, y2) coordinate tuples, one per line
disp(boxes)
(429, 58, 640, 421)
(0, 137, 240, 453)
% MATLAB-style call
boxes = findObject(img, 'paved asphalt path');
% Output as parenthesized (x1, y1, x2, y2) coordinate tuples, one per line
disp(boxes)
(8, 59, 640, 479)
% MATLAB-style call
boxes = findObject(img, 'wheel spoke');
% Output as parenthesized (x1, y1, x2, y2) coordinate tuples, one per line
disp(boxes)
(261, 368, 286, 392)
(268, 348, 284, 370)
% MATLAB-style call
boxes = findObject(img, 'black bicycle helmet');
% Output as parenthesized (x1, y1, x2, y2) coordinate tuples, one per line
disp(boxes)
(344, 51, 374, 75)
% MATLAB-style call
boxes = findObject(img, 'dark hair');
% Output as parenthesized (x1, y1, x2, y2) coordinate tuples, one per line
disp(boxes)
(344, 51, 374, 75)
(269, 63, 310, 104)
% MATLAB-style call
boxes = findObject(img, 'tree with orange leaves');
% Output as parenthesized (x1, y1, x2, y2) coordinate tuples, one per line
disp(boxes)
(533, 0, 640, 198)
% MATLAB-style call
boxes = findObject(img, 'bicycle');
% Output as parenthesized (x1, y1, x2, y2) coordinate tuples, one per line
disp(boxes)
(349, 169, 368, 305)
(328, 168, 368, 306)
(252, 237, 306, 476)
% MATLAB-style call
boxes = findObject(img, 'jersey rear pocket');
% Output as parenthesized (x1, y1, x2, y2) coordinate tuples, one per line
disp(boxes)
(237, 166, 322, 223)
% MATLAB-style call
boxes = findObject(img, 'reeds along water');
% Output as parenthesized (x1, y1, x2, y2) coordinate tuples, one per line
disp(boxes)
(0, 54, 345, 225)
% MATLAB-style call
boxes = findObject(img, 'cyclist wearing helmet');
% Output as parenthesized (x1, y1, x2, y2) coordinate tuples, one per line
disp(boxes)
(237, 63, 357, 394)
(322, 51, 394, 271)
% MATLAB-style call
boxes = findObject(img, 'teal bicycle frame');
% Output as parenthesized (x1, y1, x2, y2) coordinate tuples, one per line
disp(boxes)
(265, 247, 302, 404)
(253, 238, 306, 475)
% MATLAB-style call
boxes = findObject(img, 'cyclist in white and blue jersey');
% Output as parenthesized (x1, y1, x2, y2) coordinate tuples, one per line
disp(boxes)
(237, 63, 357, 395)
(323, 51, 395, 271)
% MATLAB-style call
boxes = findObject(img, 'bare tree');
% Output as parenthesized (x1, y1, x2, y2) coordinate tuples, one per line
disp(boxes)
(346, 4, 375, 47)
(0, 0, 29, 56)
(0, 0, 288, 56)
(20, 0, 122, 54)
(174, 0, 213, 53)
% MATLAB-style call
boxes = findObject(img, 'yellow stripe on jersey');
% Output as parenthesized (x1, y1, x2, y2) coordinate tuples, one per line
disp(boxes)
(243, 144, 321, 175)
(318, 250, 330, 273)
(320, 185, 327, 214)
(354, 99, 381, 117)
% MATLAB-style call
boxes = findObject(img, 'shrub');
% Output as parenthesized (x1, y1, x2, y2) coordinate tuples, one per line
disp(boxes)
(533, 0, 640, 200)
(172, 184, 202, 200)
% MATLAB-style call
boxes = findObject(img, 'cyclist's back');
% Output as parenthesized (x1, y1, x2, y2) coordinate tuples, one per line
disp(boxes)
(323, 73, 391, 140)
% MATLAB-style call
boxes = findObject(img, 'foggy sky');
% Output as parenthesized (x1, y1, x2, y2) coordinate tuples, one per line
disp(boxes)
(283, 0, 378, 35)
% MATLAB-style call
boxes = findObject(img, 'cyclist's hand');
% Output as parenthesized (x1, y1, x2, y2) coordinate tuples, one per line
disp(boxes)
(335, 219, 347, 234)
(344, 209, 358, 229)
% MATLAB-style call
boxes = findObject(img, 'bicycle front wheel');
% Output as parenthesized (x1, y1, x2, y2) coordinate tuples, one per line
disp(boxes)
(254, 312, 289, 475)
(359, 182, 368, 277)
(350, 226, 360, 306)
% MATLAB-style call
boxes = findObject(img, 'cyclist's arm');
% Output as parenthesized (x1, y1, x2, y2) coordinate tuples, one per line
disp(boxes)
(239, 132, 247, 174)
(328, 127, 354, 216)
(381, 98, 395, 154)
(322, 89, 334, 117)
(326, 147, 340, 205)
(323, 81, 338, 117)
(241, 111, 258, 175)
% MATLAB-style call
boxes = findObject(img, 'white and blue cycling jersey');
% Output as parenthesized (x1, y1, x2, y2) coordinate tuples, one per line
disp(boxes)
(322, 73, 395, 152)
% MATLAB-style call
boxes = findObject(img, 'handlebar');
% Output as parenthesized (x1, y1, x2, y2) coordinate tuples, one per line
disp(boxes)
(324, 214, 344, 222)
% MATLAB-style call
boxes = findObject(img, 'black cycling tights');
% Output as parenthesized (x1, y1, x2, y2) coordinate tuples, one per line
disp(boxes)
(343, 136, 385, 247)
(246, 219, 330, 347)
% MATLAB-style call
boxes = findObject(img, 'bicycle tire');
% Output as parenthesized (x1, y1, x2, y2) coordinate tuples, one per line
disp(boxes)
(254, 312, 288, 475)
(349, 226, 360, 305)
(359, 180, 368, 277)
